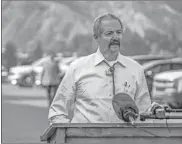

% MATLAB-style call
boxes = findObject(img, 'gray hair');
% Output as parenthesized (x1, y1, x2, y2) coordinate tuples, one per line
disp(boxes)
(93, 12, 124, 39)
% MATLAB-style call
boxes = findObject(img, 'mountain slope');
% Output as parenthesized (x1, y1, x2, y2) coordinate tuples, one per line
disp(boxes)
(2, 1, 182, 56)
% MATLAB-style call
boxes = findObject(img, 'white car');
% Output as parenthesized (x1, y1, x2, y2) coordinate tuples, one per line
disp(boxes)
(152, 70, 182, 107)
(58, 56, 77, 74)
(1, 66, 8, 83)
(8, 56, 76, 87)
(164, 77, 182, 109)
(8, 57, 47, 86)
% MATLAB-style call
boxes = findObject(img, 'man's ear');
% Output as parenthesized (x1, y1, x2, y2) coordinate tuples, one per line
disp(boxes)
(93, 34, 97, 39)
(95, 36, 100, 44)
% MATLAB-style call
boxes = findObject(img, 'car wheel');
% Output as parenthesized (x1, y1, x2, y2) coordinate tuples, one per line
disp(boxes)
(22, 75, 34, 87)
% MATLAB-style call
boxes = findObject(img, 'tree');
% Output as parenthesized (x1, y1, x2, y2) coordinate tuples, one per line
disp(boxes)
(4, 41, 17, 71)
(28, 40, 43, 62)
(33, 41, 43, 60)
(71, 34, 93, 56)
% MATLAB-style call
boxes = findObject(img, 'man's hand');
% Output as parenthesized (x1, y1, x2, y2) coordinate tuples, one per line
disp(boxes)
(49, 115, 70, 125)
(147, 102, 165, 118)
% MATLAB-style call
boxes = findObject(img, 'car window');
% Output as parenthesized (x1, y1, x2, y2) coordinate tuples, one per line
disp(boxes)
(140, 60, 149, 65)
(146, 63, 171, 76)
(148, 65, 161, 75)
(171, 63, 182, 70)
(160, 64, 171, 72)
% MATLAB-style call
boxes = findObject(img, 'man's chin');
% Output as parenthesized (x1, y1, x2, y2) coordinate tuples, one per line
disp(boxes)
(109, 45, 120, 52)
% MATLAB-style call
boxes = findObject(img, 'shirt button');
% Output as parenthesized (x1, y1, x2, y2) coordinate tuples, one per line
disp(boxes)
(109, 94, 112, 97)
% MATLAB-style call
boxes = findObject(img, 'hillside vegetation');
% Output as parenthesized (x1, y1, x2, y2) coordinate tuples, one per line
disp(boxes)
(2, 1, 182, 57)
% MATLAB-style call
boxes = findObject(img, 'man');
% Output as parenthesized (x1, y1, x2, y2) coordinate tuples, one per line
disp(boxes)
(41, 52, 60, 106)
(49, 12, 164, 123)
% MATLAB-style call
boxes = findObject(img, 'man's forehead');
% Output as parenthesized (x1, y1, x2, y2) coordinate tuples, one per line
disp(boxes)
(101, 18, 122, 29)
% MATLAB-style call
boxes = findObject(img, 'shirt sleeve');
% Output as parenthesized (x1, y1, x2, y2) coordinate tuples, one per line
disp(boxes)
(48, 64, 76, 124)
(135, 67, 152, 114)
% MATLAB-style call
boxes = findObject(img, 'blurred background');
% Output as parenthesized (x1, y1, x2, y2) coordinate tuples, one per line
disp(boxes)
(1, 1, 182, 143)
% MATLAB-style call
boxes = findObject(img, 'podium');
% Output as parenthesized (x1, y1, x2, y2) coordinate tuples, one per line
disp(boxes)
(41, 122, 182, 144)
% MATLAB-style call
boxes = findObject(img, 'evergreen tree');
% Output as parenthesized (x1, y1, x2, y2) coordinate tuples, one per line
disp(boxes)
(28, 40, 43, 62)
(4, 41, 17, 71)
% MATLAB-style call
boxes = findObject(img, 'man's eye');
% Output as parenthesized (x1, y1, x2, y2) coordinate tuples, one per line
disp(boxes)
(117, 31, 122, 34)
(106, 32, 113, 36)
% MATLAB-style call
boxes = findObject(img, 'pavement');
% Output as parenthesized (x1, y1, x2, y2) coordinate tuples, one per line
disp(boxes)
(1, 83, 182, 143)
(2, 84, 50, 143)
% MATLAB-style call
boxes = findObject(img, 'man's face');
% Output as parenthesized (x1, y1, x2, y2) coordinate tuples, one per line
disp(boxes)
(97, 18, 123, 55)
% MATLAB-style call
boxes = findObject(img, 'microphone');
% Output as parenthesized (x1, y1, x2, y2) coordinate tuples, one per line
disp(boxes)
(112, 93, 139, 125)
(122, 107, 138, 125)
(112, 93, 160, 137)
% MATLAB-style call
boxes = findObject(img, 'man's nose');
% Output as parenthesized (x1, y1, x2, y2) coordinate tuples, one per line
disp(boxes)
(112, 32, 120, 39)
(114, 31, 118, 36)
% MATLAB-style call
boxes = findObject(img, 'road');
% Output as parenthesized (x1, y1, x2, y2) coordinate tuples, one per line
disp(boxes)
(2, 83, 182, 143)
(2, 84, 49, 143)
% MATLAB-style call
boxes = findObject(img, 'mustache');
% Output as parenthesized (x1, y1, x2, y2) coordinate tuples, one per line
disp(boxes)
(109, 39, 120, 46)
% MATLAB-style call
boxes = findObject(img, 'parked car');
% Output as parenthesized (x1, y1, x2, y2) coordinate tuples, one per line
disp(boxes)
(165, 76, 182, 109)
(8, 65, 35, 86)
(152, 70, 182, 108)
(1, 65, 8, 83)
(130, 55, 174, 65)
(8, 55, 77, 87)
(142, 58, 182, 97)
(8, 57, 48, 87)
(58, 56, 77, 75)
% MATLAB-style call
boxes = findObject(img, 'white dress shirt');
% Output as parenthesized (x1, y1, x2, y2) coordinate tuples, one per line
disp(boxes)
(48, 49, 151, 123)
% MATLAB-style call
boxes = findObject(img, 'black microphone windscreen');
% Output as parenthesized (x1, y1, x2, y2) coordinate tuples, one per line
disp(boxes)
(112, 92, 139, 121)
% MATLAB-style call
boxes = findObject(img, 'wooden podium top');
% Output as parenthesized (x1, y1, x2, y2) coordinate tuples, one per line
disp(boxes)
(40, 121, 182, 142)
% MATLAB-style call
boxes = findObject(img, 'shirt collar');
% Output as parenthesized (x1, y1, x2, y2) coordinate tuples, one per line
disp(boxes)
(94, 48, 127, 67)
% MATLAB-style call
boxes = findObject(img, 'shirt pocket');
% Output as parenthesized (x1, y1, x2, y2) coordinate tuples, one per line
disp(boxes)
(127, 85, 136, 98)
(119, 79, 137, 100)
